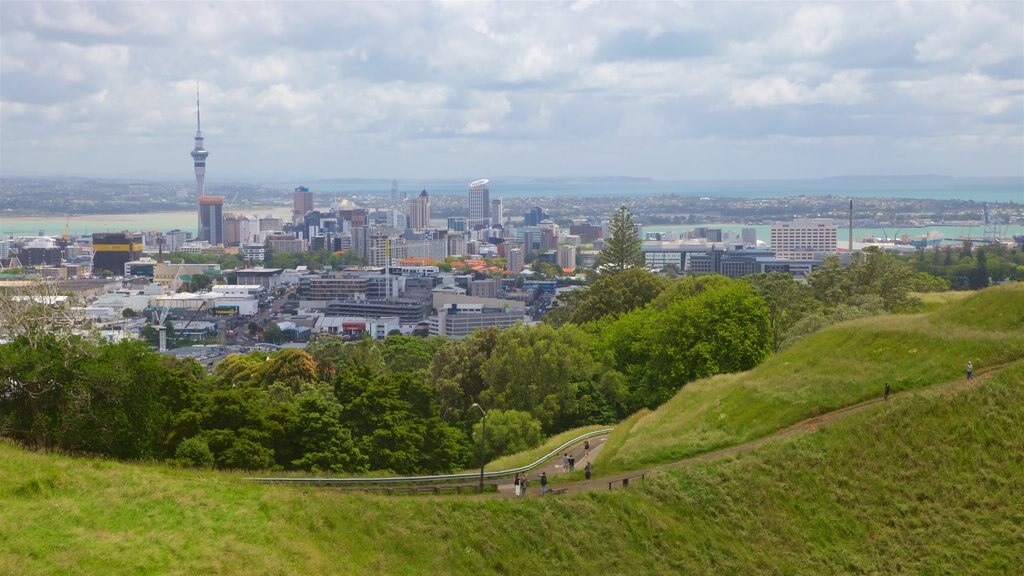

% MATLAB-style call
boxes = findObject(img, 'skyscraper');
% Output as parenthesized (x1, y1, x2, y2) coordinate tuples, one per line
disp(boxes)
(409, 189, 430, 231)
(468, 179, 490, 229)
(293, 186, 314, 224)
(190, 84, 209, 196)
(198, 196, 225, 245)
(490, 198, 503, 227)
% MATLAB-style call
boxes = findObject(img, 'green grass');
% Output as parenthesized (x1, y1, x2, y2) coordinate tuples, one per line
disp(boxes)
(596, 284, 1024, 473)
(2, 364, 1021, 574)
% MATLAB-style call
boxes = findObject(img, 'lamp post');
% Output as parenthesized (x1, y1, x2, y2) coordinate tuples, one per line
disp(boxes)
(471, 402, 486, 493)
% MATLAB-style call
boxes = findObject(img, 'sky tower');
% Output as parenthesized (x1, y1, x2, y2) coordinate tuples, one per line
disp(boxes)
(190, 84, 209, 195)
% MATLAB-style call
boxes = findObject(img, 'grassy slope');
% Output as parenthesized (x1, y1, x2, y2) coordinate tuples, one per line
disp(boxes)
(597, 283, 1024, 472)
(2, 364, 1021, 575)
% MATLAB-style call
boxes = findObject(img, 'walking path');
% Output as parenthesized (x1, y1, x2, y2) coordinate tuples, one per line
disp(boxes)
(498, 367, 1000, 499)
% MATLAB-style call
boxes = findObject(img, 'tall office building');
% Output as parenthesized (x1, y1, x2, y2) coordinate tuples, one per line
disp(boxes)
(198, 196, 225, 245)
(490, 198, 503, 227)
(468, 179, 490, 229)
(408, 189, 431, 231)
(770, 220, 838, 260)
(190, 85, 209, 196)
(293, 186, 314, 224)
(92, 232, 143, 275)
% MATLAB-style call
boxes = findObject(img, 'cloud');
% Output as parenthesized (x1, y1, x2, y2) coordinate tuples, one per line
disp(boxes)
(730, 70, 873, 108)
(0, 1, 1021, 180)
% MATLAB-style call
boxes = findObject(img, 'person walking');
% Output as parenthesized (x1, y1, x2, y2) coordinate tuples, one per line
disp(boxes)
(513, 474, 521, 498)
(540, 472, 548, 496)
(584, 440, 590, 456)
(584, 461, 592, 481)
(967, 360, 973, 381)
(884, 382, 890, 401)
(562, 453, 569, 472)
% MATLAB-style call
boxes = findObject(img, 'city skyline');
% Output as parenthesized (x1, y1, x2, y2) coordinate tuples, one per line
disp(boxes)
(1, 1, 1022, 182)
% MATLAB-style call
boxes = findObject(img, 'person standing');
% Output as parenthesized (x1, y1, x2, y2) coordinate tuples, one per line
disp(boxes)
(967, 360, 973, 381)
(513, 474, 520, 498)
(540, 472, 548, 496)
(585, 461, 592, 481)
(568, 454, 575, 472)
(584, 440, 590, 456)
(884, 382, 890, 401)
(521, 473, 529, 497)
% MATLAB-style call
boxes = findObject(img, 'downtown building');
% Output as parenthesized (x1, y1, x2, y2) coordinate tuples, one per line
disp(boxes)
(197, 196, 225, 245)
(408, 189, 431, 231)
(92, 232, 143, 276)
(770, 220, 838, 260)
(468, 179, 490, 229)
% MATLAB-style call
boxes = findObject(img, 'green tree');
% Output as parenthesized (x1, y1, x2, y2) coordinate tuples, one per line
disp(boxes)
(381, 335, 443, 375)
(289, 383, 367, 472)
(598, 204, 642, 274)
(481, 324, 597, 432)
(744, 272, 820, 351)
(175, 436, 215, 468)
(597, 276, 772, 411)
(547, 267, 669, 326)
(263, 322, 284, 344)
(471, 409, 542, 462)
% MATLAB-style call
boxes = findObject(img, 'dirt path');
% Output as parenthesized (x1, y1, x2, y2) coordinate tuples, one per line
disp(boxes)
(506, 367, 1001, 499)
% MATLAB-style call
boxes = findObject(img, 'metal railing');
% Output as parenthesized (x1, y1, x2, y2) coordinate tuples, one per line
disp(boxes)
(251, 427, 613, 486)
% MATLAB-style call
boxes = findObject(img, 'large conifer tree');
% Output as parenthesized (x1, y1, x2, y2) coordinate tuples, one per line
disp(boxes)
(598, 204, 643, 274)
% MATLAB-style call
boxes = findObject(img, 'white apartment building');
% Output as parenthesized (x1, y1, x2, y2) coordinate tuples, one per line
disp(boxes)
(770, 221, 838, 260)
(557, 244, 577, 271)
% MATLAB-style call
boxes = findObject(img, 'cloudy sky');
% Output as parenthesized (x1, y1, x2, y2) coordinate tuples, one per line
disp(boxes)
(1, 1, 1022, 182)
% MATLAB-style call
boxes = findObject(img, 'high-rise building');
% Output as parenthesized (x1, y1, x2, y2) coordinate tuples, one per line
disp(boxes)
(490, 198, 503, 227)
(468, 179, 490, 229)
(524, 206, 548, 226)
(92, 232, 143, 275)
(190, 85, 209, 196)
(198, 196, 225, 245)
(557, 244, 577, 272)
(770, 220, 838, 260)
(409, 189, 431, 231)
(293, 186, 314, 224)
(506, 246, 524, 273)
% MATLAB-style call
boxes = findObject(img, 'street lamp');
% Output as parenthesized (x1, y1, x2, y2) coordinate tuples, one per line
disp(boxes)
(470, 402, 486, 493)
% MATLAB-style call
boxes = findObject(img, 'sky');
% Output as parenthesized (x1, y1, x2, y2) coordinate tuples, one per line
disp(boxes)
(1, 1, 1022, 182)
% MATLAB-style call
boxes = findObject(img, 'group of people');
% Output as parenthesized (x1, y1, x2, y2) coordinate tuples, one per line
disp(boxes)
(513, 473, 529, 497)
(511, 441, 597, 497)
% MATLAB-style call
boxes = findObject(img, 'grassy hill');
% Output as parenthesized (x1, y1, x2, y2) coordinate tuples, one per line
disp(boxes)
(596, 283, 1024, 472)
(2, 285, 1022, 575)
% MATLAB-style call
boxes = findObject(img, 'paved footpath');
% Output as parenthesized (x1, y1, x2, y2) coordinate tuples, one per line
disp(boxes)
(497, 435, 607, 498)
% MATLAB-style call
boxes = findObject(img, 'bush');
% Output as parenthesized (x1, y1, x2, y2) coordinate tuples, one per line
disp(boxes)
(175, 437, 215, 469)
